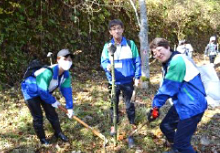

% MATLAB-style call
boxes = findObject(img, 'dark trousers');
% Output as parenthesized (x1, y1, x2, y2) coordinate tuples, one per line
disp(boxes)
(160, 106, 204, 153)
(26, 97, 62, 139)
(209, 55, 216, 63)
(109, 82, 135, 124)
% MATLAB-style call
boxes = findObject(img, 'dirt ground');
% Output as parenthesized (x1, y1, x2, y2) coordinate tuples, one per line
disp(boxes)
(0, 53, 219, 153)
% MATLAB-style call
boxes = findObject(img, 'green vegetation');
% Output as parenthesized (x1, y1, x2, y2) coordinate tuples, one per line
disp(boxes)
(1, 0, 220, 85)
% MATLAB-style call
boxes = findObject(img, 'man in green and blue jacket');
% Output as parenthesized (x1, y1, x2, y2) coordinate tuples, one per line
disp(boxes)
(148, 38, 207, 153)
(21, 49, 74, 145)
(101, 19, 141, 134)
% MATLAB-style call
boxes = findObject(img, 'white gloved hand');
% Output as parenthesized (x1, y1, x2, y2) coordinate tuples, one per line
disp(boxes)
(52, 101, 61, 108)
(107, 64, 112, 72)
(134, 79, 140, 87)
(67, 109, 74, 119)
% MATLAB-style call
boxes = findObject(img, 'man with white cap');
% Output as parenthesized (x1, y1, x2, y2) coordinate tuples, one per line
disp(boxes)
(21, 49, 74, 145)
(176, 39, 194, 58)
(204, 36, 218, 63)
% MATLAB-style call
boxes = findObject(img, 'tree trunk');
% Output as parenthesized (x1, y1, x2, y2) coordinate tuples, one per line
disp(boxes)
(139, 0, 150, 89)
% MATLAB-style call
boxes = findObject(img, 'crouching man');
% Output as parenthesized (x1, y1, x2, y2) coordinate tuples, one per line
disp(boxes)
(148, 38, 207, 153)
(21, 49, 74, 145)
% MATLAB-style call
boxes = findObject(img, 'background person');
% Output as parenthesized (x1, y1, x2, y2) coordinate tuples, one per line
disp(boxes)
(21, 49, 74, 145)
(101, 19, 141, 135)
(204, 36, 218, 64)
(176, 39, 194, 58)
(148, 38, 207, 153)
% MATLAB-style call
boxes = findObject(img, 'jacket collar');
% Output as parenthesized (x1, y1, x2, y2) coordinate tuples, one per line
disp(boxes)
(110, 37, 128, 46)
(162, 50, 180, 74)
(53, 64, 69, 80)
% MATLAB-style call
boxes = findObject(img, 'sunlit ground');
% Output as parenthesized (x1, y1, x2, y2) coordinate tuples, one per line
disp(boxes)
(0, 53, 219, 153)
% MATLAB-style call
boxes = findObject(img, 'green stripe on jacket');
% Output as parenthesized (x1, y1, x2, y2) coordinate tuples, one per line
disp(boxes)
(36, 69, 53, 90)
(165, 55, 186, 82)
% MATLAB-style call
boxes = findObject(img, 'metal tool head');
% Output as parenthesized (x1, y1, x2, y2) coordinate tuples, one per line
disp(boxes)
(107, 43, 117, 56)
(47, 52, 53, 57)
(130, 86, 137, 102)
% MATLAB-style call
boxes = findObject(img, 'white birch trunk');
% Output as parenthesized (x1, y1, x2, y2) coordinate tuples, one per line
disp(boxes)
(139, 0, 150, 89)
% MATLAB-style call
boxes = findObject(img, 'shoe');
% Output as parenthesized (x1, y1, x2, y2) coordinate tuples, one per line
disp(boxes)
(131, 124, 137, 129)
(40, 138, 50, 145)
(110, 126, 116, 136)
(54, 132, 69, 142)
(127, 136, 135, 148)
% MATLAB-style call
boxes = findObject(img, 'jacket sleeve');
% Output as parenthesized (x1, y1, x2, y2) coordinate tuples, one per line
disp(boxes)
(36, 69, 56, 104)
(130, 40, 141, 79)
(101, 43, 112, 82)
(60, 73, 73, 109)
(204, 44, 209, 55)
(152, 56, 186, 108)
(188, 44, 193, 52)
(101, 43, 111, 71)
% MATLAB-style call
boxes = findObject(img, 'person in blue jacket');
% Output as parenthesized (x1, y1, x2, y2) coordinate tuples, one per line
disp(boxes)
(21, 49, 74, 145)
(148, 38, 207, 153)
(101, 19, 141, 134)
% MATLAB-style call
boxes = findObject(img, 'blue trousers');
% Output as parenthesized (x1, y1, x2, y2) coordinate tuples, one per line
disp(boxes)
(108, 82, 135, 124)
(160, 106, 204, 153)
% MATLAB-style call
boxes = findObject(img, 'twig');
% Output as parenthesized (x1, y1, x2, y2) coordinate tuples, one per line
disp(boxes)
(128, 0, 141, 28)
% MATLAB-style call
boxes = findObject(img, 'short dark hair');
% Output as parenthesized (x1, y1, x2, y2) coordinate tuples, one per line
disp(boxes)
(149, 38, 170, 50)
(108, 19, 124, 30)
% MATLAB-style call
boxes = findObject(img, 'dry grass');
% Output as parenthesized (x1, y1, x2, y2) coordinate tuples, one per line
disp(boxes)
(0, 53, 219, 153)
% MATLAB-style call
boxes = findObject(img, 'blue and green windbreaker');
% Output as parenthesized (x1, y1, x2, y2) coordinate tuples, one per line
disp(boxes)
(153, 52, 207, 120)
(101, 37, 141, 84)
(21, 64, 73, 109)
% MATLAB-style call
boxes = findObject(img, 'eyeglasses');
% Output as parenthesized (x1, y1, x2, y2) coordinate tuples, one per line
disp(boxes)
(110, 27, 123, 31)
(152, 48, 162, 58)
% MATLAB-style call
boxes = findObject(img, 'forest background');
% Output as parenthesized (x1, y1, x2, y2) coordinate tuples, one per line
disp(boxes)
(0, 0, 220, 153)
(0, 0, 220, 86)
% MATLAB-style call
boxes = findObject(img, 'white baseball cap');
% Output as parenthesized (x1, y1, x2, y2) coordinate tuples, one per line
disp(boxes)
(210, 36, 216, 42)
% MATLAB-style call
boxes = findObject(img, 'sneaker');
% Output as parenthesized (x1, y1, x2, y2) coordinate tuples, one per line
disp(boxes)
(54, 132, 69, 142)
(110, 126, 116, 136)
(131, 124, 137, 129)
(127, 136, 135, 148)
(40, 138, 50, 145)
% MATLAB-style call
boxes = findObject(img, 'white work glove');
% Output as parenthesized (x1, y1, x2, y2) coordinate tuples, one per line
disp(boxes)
(134, 79, 140, 87)
(52, 101, 61, 108)
(107, 64, 112, 72)
(67, 109, 74, 119)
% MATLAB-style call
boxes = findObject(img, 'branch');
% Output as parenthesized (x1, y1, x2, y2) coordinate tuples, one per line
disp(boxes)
(128, 0, 141, 28)
(58, 0, 83, 9)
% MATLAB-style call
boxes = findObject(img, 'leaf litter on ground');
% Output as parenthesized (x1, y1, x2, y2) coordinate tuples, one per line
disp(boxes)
(0, 53, 220, 153)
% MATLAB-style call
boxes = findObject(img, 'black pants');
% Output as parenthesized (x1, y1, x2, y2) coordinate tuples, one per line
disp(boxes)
(108, 82, 135, 124)
(209, 55, 216, 63)
(26, 97, 62, 139)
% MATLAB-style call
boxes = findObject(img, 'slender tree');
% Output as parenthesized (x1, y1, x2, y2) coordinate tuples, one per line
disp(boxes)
(138, 0, 150, 89)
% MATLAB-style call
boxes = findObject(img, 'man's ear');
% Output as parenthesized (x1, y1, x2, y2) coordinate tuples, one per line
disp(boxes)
(57, 57, 60, 63)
